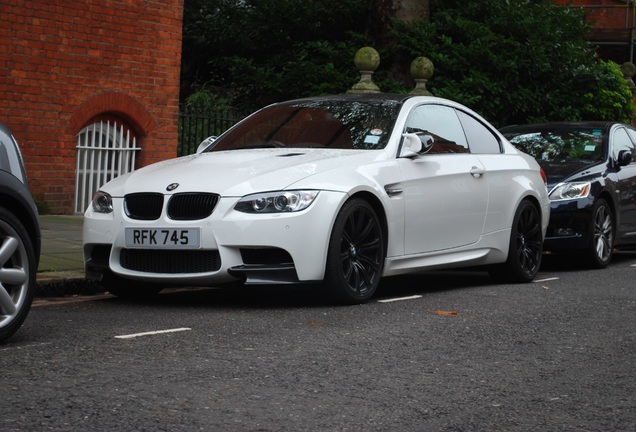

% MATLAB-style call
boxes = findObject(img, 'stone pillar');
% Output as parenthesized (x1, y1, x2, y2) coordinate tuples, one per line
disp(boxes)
(409, 57, 434, 96)
(347, 47, 381, 94)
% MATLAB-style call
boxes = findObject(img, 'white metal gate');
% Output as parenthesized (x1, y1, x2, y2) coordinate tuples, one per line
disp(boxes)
(74, 120, 141, 213)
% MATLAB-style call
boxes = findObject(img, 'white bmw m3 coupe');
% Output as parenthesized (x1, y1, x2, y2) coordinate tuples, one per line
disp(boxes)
(83, 94, 549, 304)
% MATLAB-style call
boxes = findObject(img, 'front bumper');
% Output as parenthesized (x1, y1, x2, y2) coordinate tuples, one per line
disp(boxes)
(543, 198, 594, 251)
(83, 191, 348, 285)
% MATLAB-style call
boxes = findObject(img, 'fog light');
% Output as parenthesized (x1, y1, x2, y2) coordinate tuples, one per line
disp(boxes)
(555, 228, 574, 236)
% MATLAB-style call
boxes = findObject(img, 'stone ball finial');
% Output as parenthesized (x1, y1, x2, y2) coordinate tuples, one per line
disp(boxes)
(621, 62, 636, 92)
(348, 47, 381, 94)
(621, 62, 636, 78)
(410, 56, 434, 96)
(353, 47, 381, 72)
(410, 57, 434, 80)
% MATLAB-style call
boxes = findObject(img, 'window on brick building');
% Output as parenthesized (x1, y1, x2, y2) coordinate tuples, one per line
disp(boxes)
(74, 120, 141, 213)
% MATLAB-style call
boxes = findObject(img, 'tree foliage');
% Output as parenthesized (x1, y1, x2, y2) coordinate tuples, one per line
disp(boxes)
(181, 0, 635, 125)
(181, 0, 370, 109)
(392, 0, 635, 125)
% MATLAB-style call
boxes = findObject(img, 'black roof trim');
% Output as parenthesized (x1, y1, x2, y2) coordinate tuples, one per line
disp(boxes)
(499, 121, 627, 133)
(276, 93, 415, 106)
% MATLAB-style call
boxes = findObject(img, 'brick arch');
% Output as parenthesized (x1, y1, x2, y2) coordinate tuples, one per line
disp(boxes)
(69, 92, 155, 136)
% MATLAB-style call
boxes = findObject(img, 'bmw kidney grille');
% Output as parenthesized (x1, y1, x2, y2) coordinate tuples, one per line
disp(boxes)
(124, 192, 219, 220)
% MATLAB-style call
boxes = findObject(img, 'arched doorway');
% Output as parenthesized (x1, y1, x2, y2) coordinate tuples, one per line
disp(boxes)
(70, 93, 155, 214)
(74, 119, 140, 213)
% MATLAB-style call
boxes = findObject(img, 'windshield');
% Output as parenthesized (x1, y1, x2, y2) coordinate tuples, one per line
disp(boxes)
(504, 127, 607, 163)
(206, 99, 401, 152)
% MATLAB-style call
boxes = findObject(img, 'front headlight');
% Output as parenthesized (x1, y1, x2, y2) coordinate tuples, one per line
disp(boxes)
(235, 190, 319, 213)
(91, 190, 113, 213)
(549, 182, 591, 201)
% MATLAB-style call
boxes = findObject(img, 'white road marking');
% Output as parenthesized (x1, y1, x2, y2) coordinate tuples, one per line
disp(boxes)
(377, 295, 423, 303)
(114, 327, 192, 339)
(534, 277, 560, 282)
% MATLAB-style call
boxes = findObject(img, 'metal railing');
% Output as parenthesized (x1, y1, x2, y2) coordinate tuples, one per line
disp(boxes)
(178, 106, 247, 156)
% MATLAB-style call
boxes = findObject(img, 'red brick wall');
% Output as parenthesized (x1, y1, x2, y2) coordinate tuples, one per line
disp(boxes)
(0, 0, 183, 214)
(554, 0, 632, 30)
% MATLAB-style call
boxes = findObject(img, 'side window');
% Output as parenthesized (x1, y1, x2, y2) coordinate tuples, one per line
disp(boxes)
(612, 127, 636, 161)
(456, 110, 502, 154)
(404, 104, 469, 154)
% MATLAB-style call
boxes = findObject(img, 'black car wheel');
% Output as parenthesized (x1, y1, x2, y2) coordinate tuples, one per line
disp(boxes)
(324, 198, 384, 304)
(0, 207, 37, 342)
(585, 198, 614, 269)
(490, 199, 543, 283)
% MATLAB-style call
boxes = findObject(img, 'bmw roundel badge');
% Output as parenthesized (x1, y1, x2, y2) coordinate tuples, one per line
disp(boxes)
(166, 183, 179, 191)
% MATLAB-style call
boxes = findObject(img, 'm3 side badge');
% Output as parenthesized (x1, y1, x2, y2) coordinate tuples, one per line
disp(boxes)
(166, 183, 179, 191)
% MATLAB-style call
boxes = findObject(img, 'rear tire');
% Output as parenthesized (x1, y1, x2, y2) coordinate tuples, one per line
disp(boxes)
(489, 200, 543, 283)
(584, 198, 614, 269)
(0, 208, 37, 342)
(324, 199, 384, 304)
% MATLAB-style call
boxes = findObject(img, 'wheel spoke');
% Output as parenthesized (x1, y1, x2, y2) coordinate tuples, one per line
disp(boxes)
(339, 250, 352, 275)
(0, 268, 27, 285)
(0, 284, 17, 315)
(0, 237, 19, 267)
(357, 253, 380, 276)
(351, 262, 368, 294)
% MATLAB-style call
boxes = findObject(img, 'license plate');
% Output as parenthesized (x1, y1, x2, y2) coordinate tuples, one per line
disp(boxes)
(125, 228, 201, 249)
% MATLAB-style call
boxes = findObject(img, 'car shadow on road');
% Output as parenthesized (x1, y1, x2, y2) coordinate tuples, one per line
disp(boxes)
(374, 269, 495, 300)
(540, 249, 636, 273)
(97, 250, 636, 310)
(100, 269, 497, 310)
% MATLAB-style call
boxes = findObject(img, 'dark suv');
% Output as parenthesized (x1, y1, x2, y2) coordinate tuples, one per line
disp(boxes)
(0, 122, 40, 342)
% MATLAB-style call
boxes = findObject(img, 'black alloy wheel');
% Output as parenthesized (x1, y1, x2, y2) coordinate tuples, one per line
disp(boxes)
(490, 199, 543, 283)
(324, 198, 384, 304)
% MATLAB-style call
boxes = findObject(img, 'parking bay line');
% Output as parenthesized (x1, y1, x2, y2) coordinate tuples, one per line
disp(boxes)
(534, 277, 560, 283)
(377, 295, 423, 303)
(114, 327, 192, 339)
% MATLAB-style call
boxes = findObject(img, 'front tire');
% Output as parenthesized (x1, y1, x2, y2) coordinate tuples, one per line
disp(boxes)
(324, 199, 384, 304)
(584, 198, 614, 269)
(490, 200, 543, 283)
(0, 208, 37, 342)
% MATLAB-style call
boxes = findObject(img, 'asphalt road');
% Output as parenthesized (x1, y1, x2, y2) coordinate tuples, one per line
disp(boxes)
(2, 252, 636, 432)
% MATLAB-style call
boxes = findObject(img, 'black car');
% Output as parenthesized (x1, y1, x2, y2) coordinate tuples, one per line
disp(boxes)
(0, 122, 41, 342)
(500, 121, 636, 268)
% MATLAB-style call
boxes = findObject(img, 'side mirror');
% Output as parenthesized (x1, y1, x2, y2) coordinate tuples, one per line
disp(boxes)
(196, 136, 217, 154)
(617, 149, 632, 167)
(399, 133, 423, 158)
